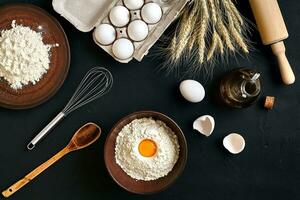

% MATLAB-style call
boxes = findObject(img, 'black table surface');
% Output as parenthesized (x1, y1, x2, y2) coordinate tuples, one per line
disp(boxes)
(0, 0, 299, 200)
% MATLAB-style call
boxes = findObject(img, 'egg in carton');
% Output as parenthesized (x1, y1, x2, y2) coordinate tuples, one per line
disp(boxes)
(53, 0, 189, 63)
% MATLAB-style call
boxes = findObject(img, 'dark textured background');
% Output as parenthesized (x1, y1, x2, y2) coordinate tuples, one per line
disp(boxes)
(0, 0, 299, 200)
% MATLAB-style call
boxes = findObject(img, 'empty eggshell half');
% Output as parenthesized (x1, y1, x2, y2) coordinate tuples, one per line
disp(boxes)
(179, 80, 205, 103)
(193, 115, 215, 137)
(141, 2, 162, 24)
(223, 133, 245, 154)
(123, 0, 144, 10)
(109, 6, 130, 27)
(94, 24, 116, 45)
(127, 20, 149, 41)
(112, 38, 134, 60)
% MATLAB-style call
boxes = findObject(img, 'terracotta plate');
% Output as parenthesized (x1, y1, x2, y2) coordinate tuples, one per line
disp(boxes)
(104, 111, 188, 194)
(0, 3, 70, 109)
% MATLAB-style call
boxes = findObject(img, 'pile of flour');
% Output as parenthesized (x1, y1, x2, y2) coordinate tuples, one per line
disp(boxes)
(115, 118, 180, 181)
(0, 20, 52, 89)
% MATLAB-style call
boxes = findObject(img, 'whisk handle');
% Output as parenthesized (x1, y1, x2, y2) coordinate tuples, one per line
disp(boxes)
(27, 112, 66, 150)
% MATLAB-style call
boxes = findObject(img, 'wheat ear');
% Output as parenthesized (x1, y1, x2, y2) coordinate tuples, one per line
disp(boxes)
(223, 0, 242, 33)
(207, 0, 221, 60)
(214, 0, 235, 51)
(197, 0, 209, 64)
(216, 18, 235, 51)
(188, 3, 200, 51)
(207, 32, 218, 60)
(188, 33, 197, 51)
(230, 26, 249, 53)
(223, 0, 248, 53)
(227, 0, 244, 25)
(216, 33, 224, 55)
(174, 7, 198, 60)
(208, 0, 217, 24)
(170, 35, 178, 61)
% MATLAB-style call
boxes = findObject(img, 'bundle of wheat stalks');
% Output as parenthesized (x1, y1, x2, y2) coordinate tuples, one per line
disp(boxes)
(168, 0, 249, 67)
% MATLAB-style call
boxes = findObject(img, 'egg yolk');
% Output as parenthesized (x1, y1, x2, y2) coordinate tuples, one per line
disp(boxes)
(138, 139, 157, 157)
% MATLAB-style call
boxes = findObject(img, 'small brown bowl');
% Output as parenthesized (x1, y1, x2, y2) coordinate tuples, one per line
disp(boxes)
(104, 111, 187, 194)
(0, 3, 70, 109)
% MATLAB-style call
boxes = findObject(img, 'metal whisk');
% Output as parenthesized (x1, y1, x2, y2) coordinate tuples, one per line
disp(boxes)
(27, 67, 113, 150)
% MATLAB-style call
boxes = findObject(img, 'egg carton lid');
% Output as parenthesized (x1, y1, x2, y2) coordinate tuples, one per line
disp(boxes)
(52, 0, 117, 32)
(53, 0, 189, 61)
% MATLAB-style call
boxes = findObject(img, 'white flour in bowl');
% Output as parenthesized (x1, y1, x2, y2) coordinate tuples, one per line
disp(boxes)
(115, 118, 180, 181)
(0, 20, 55, 89)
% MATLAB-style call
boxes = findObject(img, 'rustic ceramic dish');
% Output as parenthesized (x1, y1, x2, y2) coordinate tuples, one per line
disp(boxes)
(0, 3, 70, 109)
(104, 110, 187, 194)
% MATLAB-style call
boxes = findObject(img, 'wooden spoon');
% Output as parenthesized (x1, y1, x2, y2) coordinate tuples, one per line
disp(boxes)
(2, 122, 101, 198)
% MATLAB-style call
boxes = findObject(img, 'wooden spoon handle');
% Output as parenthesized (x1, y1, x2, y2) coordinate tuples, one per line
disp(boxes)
(2, 147, 69, 198)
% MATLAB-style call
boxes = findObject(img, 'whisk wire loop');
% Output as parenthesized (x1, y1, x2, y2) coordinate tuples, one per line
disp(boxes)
(62, 67, 113, 115)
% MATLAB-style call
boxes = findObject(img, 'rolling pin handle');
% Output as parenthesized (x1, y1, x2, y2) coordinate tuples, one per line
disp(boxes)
(271, 41, 295, 85)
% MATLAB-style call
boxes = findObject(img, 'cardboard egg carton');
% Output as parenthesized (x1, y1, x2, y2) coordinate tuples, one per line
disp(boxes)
(53, 0, 189, 63)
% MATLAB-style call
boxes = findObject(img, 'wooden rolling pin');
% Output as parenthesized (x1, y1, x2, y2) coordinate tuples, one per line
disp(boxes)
(249, 0, 295, 85)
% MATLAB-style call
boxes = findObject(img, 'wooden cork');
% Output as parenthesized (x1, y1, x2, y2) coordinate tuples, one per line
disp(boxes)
(264, 96, 275, 109)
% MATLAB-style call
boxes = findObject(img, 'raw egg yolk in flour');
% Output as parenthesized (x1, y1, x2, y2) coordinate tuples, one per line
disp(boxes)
(138, 139, 157, 157)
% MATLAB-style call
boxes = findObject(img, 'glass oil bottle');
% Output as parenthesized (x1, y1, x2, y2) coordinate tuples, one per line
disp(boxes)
(219, 68, 261, 108)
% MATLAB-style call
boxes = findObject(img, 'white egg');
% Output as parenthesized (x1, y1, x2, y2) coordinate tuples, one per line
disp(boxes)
(223, 133, 245, 154)
(179, 80, 205, 103)
(127, 20, 149, 41)
(109, 6, 130, 27)
(141, 3, 162, 24)
(112, 38, 134, 60)
(123, 0, 144, 10)
(94, 24, 116, 45)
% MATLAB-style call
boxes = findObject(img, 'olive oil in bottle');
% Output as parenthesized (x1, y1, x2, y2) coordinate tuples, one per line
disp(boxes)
(219, 68, 261, 108)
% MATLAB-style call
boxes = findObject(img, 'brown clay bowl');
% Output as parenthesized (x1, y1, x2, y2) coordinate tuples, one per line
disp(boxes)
(0, 3, 70, 109)
(104, 111, 187, 194)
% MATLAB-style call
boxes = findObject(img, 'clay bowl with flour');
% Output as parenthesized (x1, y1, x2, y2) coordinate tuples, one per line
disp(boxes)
(0, 3, 70, 109)
(104, 110, 188, 194)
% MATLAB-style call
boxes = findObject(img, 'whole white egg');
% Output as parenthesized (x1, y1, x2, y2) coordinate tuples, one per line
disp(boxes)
(112, 38, 134, 60)
(179, 80, 205, 103)
(109, 6, 130, 27)
(141, 3, 162, 24)
(123, 0, 144, 10)
(94, 24, 116, 45)
(127, 20, 149, 41)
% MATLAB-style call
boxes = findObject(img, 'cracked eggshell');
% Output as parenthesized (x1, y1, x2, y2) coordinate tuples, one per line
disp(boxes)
(193, 115, 215, 137)
(179, 80, 205, 103)
(223, 133, 245, 154)
(109, 6, 130, 27)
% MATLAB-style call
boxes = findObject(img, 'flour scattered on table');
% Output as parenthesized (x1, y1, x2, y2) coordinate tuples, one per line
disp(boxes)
(0, 20, 57, 89)
(115, 118, 180, 181)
